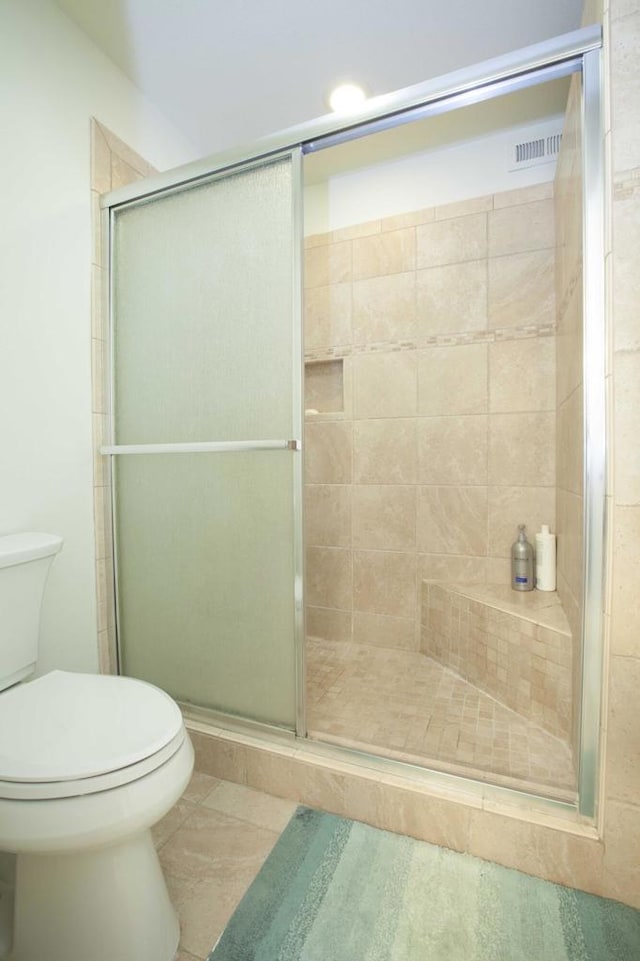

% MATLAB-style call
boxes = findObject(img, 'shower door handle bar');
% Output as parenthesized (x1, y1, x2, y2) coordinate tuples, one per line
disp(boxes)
(100, 439, 300, 455)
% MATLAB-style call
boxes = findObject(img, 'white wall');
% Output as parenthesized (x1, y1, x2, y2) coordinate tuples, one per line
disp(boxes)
(305, 115, 562, 234)
(0, 0, 198, 675)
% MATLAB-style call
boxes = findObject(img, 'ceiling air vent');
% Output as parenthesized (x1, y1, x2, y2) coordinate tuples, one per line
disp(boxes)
(507, 124, 563, 171)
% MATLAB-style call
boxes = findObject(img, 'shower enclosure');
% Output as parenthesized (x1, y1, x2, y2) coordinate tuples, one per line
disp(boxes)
(101, 27, 605, 819)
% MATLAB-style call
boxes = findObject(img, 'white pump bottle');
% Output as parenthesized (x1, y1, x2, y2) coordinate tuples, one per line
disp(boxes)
(535, 525, 556, 591)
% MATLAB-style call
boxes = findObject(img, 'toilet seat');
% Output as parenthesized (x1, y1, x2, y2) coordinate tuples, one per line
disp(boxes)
(0, 670, 185, 800)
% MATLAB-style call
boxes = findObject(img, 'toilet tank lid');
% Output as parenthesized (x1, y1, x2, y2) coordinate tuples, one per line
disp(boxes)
(0, 532, 63, 568)
(0, 670, 184, 783)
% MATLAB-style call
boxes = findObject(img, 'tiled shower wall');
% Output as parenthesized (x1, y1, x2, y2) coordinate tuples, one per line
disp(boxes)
(304, 183, 558, 651)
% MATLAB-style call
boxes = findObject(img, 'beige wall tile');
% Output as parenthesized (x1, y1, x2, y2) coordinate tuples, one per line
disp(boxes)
(304, 242, 352, 288)
(353, 419, 417, 485)
(613, 349, 640, 503)
(353, 350, 417, 419)
(93, 482, 112, 561)
(353, 550, 417, 617)
(556, 489, 584, 606)
(305, 421, 352, 484)
(489, 337, 556, 413)
(416, 212, 487, 268)
(352, 272, 416, 344)
(241, 745, 306, 801)
(111, 155, 145, 191)
(97, 627, 115, 675)
(101, 123, 153, 177)
(330, 220, 381, 242)
(419, 553, 487, 584)
(378, 783, 473, 853)
(484, 556, 511, 584)
(91, 265, 105, 340)
(602, 800, 640, 908)
(417, 486, 488, 555)
(557, 387, 584, 497)
(493, 182, 553, 208)
(306, 606, 353, 643)
(417, 415, 488, 485)
(556, 277, 583, 407)
(304, 484, 351, 547)
(605, 655, 640, 803)
(304, 232, 329, 249)
(612, 181, 640, 351)
(610, 0, 639, 20)
(352, 485, 416, 551)
(488, 199, 555, 257)
(305, 546, 352, 610)
(93, 413, 110, 488)
(352, 228, 415, 280)
(91, 190, 102, 267)
(581, 0, 604, 24)
(418, 344, 488, 416)
(434, 196, 493, 220)
(610, 12, 640, 173)
(468, 810, 604, 895)
(382, 207, 434, 231)
(353, 611, 417, 650)
(95, 555, 114, 635)
(488, 249, 556, 329)
(611, 505, 640, 656)
(91, 337, 106, 414)
(488, 412, 555, 486)
(304, 284, 351, 349)
(90, 120, 112, 194)
(191, 731, 248, 784)
(416, 260, 487, 337)
(295, 760, 356, 816)
(487, 486, 556, 559)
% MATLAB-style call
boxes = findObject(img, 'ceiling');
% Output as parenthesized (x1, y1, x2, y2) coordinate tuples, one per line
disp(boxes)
(54, 0, 584, 158)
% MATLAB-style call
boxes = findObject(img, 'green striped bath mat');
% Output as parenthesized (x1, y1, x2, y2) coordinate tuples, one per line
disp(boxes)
(209, 806, 640, 961)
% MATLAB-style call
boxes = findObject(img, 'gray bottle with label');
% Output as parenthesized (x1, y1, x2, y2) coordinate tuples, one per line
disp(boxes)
(511, 524, 534, 591)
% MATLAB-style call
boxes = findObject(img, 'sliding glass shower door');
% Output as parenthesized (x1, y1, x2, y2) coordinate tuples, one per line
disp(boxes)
(108, 154, 302, 730)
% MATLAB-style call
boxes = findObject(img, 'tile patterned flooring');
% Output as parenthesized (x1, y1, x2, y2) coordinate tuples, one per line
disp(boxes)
(156, 774, 296, 961)
(306, 637, 576, 797)
(161, 640, 576, 957)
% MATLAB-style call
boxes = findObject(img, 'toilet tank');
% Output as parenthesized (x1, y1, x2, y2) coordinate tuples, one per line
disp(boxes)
(0, 533, 63, 692)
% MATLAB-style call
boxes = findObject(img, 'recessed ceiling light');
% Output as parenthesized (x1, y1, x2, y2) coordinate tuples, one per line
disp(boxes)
(328, 82, 367, 114)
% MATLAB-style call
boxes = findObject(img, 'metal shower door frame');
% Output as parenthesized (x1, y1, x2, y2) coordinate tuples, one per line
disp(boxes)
(101, 24, 605, 821)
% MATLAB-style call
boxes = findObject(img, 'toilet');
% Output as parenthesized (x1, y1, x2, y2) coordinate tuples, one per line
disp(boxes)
(0, 532, 194, 961)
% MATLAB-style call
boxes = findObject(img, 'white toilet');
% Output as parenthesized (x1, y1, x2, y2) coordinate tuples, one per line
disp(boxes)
(0, 532, 194, 961)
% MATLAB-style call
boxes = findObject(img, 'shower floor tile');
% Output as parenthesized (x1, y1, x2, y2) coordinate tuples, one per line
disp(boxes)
(305, 637, 576, 797)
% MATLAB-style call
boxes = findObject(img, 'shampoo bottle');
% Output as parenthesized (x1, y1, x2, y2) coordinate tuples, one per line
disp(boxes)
(511, 524, 534, 592)
(535, 524, 556, 591)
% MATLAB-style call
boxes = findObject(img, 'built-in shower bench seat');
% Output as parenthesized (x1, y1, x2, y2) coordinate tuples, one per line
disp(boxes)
(421, 582, 572, 742)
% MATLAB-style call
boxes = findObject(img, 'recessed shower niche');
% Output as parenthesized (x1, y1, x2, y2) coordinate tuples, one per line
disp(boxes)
(304, 359, 344, 416)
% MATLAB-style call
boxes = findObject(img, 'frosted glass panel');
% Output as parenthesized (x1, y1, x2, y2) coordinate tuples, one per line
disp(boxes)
(111, 153, 299, 729)
(115, 453, 296, 727)
(112, 158, 293, 444)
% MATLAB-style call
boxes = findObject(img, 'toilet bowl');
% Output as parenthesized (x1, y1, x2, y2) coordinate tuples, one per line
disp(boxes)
(0, 531, 195, 960)
(0, 669, 194, 961)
